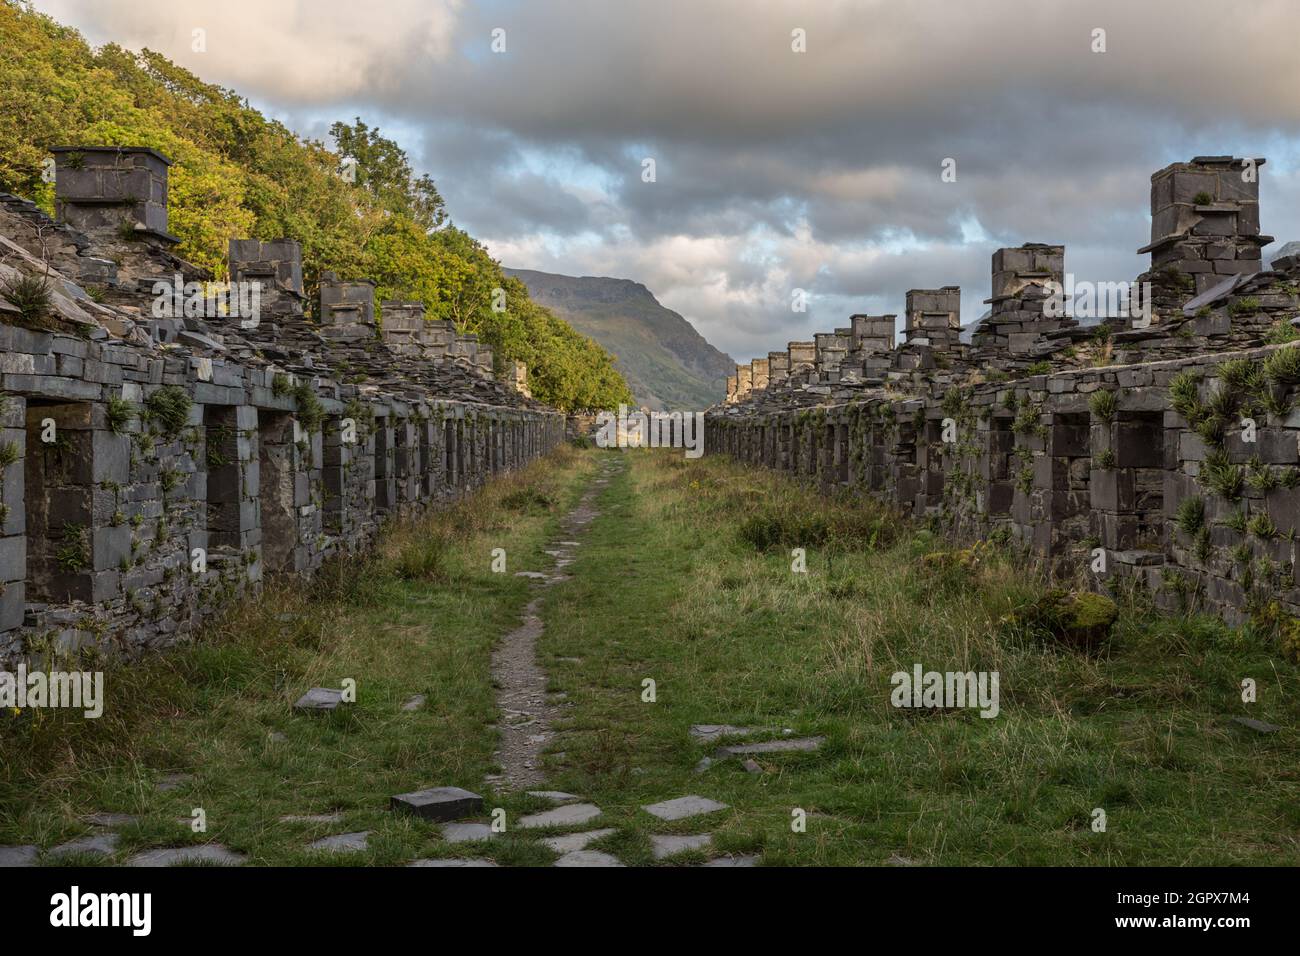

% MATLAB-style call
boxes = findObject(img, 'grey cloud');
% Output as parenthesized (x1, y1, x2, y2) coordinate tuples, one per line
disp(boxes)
(33, 0, 1300, 360)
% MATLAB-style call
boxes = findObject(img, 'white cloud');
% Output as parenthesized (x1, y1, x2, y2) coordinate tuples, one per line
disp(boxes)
(36, 0, 464, 101)
(32, 0, 1300, 364)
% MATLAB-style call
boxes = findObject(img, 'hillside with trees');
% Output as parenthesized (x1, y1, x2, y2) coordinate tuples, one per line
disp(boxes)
(0, 0, 632, 412)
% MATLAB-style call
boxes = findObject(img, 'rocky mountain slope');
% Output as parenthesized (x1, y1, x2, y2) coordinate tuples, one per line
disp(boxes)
(505, 268, 734, 410)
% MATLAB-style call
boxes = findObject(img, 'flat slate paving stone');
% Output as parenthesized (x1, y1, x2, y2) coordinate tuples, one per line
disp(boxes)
(401, 694, 427, 712)
(540, 828, 617, 853)
(690, 724, 758, 743)
(527, 790, 582, 804)
(641, 796, 729, 822)
(408, 858, 499, 867)
(651, 833, 713, 859)
(513, 571, 549, 579)
(1232, 716, 1281, 733)
(307, 831, 370, 853)
(126, 845, 247, 867)
(716, 736, 825, 757)
(703, 854, 760, 867)
(48, 833, 120, 857)
(294, 688, 345, 712)
(518, 803, 602, 829)
(83, 812, 139, 827)
(442, 823, 494, 844)
(280, 812, 345, 824)
(553, 850, 624, 867)
(0, 845, 38, 867)
(391, 786, 484, 822)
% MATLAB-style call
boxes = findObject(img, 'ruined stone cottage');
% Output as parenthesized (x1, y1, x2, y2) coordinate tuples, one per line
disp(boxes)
(0, 146, 564, 663)
(708, 156, 1300, 629)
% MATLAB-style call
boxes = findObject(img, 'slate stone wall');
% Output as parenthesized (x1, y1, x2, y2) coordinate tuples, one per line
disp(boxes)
(0, 146, 565, 665)
(707, 156, 1300, 630)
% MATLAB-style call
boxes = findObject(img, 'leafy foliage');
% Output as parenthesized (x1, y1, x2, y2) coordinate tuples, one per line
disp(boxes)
(0, 1, 631, 412)
(144, 385, 192, 438)
(0, 273, 53, 330)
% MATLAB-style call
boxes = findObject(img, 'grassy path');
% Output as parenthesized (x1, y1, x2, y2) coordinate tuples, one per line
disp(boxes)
(0, 447, 599, 866)
(532, 449, 1300, 865)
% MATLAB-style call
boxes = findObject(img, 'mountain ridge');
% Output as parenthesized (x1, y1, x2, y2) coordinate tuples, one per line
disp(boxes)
(504, 268, 735, 410)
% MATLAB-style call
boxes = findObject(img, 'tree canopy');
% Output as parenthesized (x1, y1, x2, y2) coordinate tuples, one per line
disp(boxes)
(0, 0, 632, 411)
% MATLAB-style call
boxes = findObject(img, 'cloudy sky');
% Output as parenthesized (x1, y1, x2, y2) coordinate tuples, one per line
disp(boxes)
(33, 0, 1300, 361)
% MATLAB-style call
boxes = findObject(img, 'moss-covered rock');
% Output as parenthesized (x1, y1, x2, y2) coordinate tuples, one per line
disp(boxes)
(1005, 589, 1119, 651)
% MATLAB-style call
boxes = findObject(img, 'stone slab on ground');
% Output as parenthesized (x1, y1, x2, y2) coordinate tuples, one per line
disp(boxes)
(0, 845, 38, 867)
(514, 571, 549, 579)
(390, 786, 484, 822)
(126, 845, 247, 867)
(540, 828, 617, 853)
(715, 736, 825, 758)
(518, 803, 602, 829)
(401, 694, 426, 712)
(294, 688, 345, 712)
(690, 724, 758, 743)
(703, 854, 760, 867)
(307, 831, 370, 853)
(408, 858, 499, 867)
(651, 833, 713, 859)
(527, 790, 581, 804)
(49, 833, 120, 858)
(641, 795, 729, 822)
(553, 850, 623, 867)
(280, 812, 344, 824)
(442, 822, 494, 844)
(1232, 716, 1281, 733)
(83, 812, 139, 827)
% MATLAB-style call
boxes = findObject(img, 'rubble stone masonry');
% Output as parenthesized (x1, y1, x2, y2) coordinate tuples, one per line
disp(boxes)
(0, 146, 564, 664)
(709, 156, 1300, 629)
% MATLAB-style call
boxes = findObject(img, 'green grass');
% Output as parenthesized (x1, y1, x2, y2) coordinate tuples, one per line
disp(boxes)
(532, 451, 1300, 865)
(0, 445, 598, 865)
(5, 447, 1299, 866)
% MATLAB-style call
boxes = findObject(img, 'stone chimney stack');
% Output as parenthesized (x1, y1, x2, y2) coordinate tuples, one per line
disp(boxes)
(767, 351, 790, 387)
(904, 287, 961, 348)
(1138, 156, 1270, 301)
(229, 238, 304, 323)
(736, 363, 753, 400)
(450, 333, 480, 368)
(787, 341, 816, 380)
(419, 319, 454, 359)
(510, 361, 532, 399)
(814, 331, 850, 382)
(972, 243, 1074, 352)
(380, 300, 426, 351)
(850, 314, 896, 353)
(52, 146, 175, 242)
(751, 357, 770, 391)
(318, 273, 376, 342)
